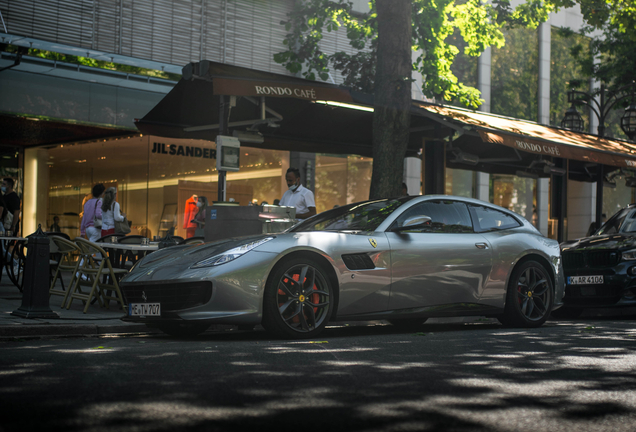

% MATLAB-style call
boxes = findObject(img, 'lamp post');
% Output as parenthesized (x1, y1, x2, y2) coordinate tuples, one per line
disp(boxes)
(560, 82, 636, 139)
(560, 82, 636, 237)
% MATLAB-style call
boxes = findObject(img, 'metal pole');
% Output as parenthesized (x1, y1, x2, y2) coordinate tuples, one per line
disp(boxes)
(597, 84, 606, 138)
(596, 164, 604, 232)
(218, 95, 228, 202)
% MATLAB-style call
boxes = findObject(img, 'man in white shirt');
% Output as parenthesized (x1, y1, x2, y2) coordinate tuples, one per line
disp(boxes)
(279, 167, 316, 219)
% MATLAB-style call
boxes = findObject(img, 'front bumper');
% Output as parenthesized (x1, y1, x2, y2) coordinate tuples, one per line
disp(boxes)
(562, 261, 636, 308)
(119, 251, 277, 325)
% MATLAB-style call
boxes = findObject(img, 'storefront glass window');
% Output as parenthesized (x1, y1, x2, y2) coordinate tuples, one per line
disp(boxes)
(604, 173, 635, 218)
(315, 155, 373, 211)
(491, 27, 539, 122)
(550, 27, 590, 129)
(490, 174, 537, 225)
(445, 168, 474, 197)
(46, 136, 288, 239)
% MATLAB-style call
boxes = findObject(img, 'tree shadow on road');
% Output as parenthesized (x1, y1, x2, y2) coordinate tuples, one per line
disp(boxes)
(2, 316, 636, 432)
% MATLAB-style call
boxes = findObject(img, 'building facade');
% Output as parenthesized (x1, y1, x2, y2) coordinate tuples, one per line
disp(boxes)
(0, 0, 632, 240)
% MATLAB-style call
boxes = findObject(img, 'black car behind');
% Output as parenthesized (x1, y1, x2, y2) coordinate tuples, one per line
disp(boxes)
(558, 204, 636, 318)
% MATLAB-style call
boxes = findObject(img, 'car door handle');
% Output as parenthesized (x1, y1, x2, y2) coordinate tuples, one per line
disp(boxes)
(475, 243, 489, 249)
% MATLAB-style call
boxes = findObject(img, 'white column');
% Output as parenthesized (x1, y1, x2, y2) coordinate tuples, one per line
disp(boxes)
(476, 48, 492, 201)
(477, 48, 492, 113)
(404, 157, 422, 195)
(536, 22, 552, 236)
(23, 148, 50, 235)
(536, 178, 550, 236)
(475, 172, 490, 202)
(567, 180, 596, 240)
(538, 21, 551, 125)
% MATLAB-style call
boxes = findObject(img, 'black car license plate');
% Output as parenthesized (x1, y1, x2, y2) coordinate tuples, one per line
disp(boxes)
(568, 275, 604, 285)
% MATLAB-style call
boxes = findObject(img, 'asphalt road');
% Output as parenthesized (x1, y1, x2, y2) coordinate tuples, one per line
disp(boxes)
(2, 317, 636, 432)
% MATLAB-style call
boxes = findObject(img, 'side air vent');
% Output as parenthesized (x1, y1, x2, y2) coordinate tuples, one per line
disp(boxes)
(342, 253, 375, 270)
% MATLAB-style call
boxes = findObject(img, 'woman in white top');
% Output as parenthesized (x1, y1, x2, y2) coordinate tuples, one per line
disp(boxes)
(100, 187, 126, 237)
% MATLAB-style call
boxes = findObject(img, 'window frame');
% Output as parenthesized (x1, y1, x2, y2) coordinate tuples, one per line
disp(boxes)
(467, 204, 523, 233)
(388, 199, 476, 234)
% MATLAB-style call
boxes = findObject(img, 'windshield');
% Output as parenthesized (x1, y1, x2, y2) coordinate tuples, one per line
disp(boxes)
(596, 208, 636, 235)
(291, 197, 416, 232)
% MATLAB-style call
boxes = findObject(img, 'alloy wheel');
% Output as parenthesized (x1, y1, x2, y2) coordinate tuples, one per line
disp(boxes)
(275, 263, 331, 333)
(515, 265, 550, 322)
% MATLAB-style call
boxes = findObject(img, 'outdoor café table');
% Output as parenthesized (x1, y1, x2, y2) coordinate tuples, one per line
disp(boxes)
(98, 242, 160, 270)
(0, 236, 29, 291)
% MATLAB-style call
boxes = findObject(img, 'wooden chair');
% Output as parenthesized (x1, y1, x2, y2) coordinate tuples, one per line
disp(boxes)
(48, 236, 82, 308)
(65, 237, 128, 313)
(46, 232, 70, 240)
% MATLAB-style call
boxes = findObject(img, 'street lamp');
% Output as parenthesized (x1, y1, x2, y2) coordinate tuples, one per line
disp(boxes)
(560, 104, 585, 132)
(620, 101, 636, 141)
(560, 82, 636, 140)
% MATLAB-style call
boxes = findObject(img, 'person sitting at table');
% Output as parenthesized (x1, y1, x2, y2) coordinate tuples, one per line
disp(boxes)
(100, 187, 126, 238)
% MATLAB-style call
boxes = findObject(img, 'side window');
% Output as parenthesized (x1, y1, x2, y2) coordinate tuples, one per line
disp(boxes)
(469, 205, 521, 232)
(393, 200, 474, 233)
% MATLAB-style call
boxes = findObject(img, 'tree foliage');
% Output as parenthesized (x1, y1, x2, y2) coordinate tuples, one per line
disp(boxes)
(559, 0, 636, 92)
(274, 0, 557, 109)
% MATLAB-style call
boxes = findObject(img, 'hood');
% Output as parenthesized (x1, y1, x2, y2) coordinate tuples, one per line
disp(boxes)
(122, 234, 275, 281)
(561, 233, 636, 252)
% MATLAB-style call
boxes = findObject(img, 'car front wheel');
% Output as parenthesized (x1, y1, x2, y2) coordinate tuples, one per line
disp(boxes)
(499, 260, 553, 328)
(262, 258, 333, 339)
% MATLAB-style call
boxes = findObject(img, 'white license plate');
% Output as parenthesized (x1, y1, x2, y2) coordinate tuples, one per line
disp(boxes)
(568, 275, 604, 285)
(129, 303, 161, 317)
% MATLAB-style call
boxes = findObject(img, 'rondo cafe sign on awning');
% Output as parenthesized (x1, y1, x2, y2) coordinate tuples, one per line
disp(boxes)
(212, 77, 353, 103)
(478, 131, 636, 169)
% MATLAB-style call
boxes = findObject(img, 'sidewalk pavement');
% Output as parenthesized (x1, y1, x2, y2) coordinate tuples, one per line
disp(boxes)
(0, 269, 155, 339)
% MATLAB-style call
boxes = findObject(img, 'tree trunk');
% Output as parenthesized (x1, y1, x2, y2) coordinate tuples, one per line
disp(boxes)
(369, 0, 412, 200)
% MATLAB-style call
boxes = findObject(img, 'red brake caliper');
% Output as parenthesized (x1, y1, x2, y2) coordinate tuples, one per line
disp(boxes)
(278, 274, 318, 323)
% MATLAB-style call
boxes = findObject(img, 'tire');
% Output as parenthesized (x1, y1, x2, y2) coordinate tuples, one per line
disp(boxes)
(262, 257, 334, 339)
(388, 318, 428, 328)
(550, 307, 584, 319)
(153, 321, 210, 337)
(498, 260, 553, 328)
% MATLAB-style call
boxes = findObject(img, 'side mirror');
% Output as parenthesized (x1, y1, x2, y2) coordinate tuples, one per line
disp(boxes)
(392, 215, 432, 232)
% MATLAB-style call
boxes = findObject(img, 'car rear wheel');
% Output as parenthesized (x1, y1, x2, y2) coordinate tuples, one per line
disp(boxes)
(152, 322, 210, 338)
(262, 258, 333, 339)
(499, 260, 553, 328)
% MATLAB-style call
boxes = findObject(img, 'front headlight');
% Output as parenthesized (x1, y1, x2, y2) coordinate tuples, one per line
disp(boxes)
(190, 237, 274, 268)
(622, 249, 636, 261)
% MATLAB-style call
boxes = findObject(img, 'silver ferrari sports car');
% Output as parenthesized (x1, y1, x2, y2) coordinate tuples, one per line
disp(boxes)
(120, 195, 564, 338)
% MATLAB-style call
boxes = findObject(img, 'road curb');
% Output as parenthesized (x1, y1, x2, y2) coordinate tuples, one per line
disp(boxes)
(0, 323, 157, 339)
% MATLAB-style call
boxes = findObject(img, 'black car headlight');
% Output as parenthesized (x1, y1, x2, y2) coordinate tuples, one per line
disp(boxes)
(190, 237, 274, 268)
(622, 249, 636, 261)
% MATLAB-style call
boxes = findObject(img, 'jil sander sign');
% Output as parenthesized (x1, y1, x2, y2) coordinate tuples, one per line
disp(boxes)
(151, 142, 216, 159)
